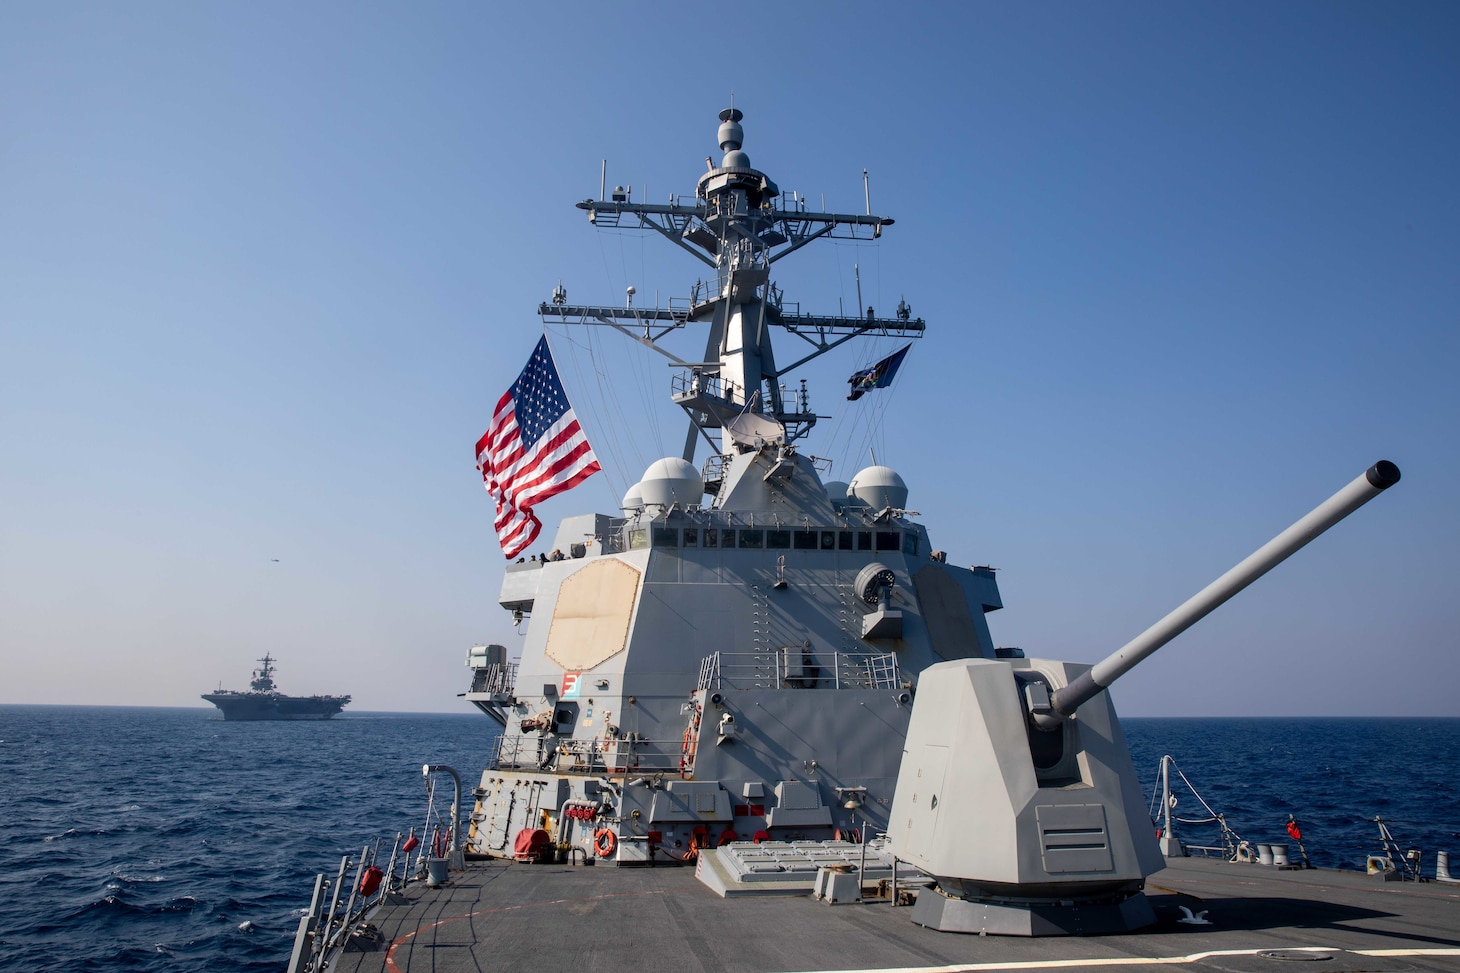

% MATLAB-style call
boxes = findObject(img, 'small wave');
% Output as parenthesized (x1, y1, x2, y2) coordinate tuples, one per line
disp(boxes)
(43, 826, 109, 842)
(110, 870, 167, 884)
(160, 816, 204, 837)
(76, 893, 146, 920)
(157, 895, 199, 914)
(63, 892, 201, 925)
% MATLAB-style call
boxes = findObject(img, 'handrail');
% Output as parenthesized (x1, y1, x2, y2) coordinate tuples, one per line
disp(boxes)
(469, 661, 518, 696)
(491, 733, 689, 774)
(698, 650, 900, 691)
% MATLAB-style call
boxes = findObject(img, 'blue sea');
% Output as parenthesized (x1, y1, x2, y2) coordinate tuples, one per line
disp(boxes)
(1, 707, 1455, 973)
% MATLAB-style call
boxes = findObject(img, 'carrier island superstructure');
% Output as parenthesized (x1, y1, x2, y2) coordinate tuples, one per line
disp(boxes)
(463, 109, 1003, 861)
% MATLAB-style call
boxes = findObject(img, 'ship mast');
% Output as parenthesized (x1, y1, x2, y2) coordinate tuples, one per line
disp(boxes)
(251, 653, 276, 692)
(540, 108, 925, 461)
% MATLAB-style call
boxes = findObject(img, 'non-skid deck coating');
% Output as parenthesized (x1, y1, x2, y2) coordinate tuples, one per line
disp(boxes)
(335, 856, 1460, 973)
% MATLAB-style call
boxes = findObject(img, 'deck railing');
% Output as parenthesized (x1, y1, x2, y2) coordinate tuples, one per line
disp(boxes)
(468, 661, 518, 696)
(490, 733, 686, 775)
(697, 649, 901, 691)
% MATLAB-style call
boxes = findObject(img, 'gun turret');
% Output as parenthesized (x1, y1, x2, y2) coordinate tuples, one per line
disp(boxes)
(888, 460, 1402, 937)
(1034, 460, 1400, 728)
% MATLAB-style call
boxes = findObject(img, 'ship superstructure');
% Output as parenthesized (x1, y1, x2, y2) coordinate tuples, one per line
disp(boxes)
(202, 654, 350, 721)
(284, 106, 1426, 973)
(465, 109, 1003, 861)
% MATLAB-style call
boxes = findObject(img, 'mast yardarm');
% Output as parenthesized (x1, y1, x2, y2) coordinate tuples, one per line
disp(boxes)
(543, 109, 925, 461)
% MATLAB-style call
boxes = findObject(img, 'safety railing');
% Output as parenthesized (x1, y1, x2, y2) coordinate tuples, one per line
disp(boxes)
(490, 732, 685, 775)
(697, 650, 901, 691)
(596, 517, 629, 555)
(287, 829, 441, 972)
(670, 369, 738, 405)
(469, 661, 518, 696)
(838, 651, 901, 690)
(288, 766, 465, 973)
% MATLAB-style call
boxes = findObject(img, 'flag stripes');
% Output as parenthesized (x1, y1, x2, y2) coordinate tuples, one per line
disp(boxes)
(475, 337, 601, 558)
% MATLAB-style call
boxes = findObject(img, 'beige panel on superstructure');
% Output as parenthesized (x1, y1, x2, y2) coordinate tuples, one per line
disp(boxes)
(544, 558, 642, 671)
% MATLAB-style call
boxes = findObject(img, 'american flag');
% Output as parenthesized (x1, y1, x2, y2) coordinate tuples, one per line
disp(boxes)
(476, 336, 601, 558)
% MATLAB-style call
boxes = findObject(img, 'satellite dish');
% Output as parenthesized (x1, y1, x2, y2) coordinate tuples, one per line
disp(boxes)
(725, 413, 785, 450)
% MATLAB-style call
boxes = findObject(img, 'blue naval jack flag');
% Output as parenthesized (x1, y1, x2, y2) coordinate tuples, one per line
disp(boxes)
(847, 344, 911, 401)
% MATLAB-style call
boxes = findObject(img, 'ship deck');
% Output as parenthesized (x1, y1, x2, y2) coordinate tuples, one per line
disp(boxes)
(329, 855, 1460, 973)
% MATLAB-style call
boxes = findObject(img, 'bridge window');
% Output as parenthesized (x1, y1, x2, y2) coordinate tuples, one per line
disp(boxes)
(629, 529, 648, 550)
(876, 531, 899, 551)
(820, 531, 836, 550)
(739, 529, 764, 549)
(653, 527, 678, 548)
(857, 532, 873, 551)
(793, 530, 818, 550)
(838, 531, 854, 550)
(767, 530, 791, 550)
(902, 532, 919, 555)
(683, 528, 699, 547)
(704, 528, 720, 548)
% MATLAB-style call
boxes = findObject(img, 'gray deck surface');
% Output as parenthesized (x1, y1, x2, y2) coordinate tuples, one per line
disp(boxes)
(335, 856, 1460, 973)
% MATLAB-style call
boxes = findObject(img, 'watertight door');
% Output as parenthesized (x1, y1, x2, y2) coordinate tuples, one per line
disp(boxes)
(905, 744, 950, 861)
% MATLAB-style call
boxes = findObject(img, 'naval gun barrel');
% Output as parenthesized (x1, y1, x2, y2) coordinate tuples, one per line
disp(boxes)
(1040, 460, 1401, 727)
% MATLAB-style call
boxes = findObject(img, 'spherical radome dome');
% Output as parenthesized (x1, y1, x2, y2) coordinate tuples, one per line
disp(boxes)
(722, 149, 751, 169)
(621, 483, 644, 512)
(848, 466, 908, 511)
(638, 457, 704, 507)
(717, 118, 744, 151)
(823, 480, 851, 506)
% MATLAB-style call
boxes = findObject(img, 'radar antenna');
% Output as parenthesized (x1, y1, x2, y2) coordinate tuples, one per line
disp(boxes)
(540, 108, 926, 461)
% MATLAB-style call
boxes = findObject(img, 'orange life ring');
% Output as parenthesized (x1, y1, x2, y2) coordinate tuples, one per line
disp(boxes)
(594, 828, 617, 858)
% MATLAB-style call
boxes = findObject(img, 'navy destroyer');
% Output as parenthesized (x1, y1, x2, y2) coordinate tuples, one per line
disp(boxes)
(284, 110, 1456, 973)
(202, 654, 350, 721)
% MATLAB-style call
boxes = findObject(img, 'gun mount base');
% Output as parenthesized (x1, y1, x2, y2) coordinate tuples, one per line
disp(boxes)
(910, 886, 1156, 936)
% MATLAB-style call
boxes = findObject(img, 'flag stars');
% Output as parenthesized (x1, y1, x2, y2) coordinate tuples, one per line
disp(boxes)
(476, 335, 601, 559)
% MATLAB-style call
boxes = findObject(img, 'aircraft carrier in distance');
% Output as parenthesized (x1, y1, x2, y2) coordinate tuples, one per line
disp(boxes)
(202, 654, 350, 721)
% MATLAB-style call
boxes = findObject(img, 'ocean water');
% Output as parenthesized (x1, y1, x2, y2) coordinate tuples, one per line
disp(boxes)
(1125, 717, 1460, 871)
(0, 707, 496, 973)
(1, 707, 1455, 973)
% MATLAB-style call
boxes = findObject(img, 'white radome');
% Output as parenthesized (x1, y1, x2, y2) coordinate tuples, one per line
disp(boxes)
(638, 457, 704, 507)
(848, 465, 908, 511)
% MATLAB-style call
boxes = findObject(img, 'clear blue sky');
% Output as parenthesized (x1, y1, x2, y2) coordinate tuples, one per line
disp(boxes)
(2, 2, 1456, 715)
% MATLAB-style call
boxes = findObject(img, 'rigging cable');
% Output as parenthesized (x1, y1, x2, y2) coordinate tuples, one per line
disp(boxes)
(552, 325, 631, 507)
